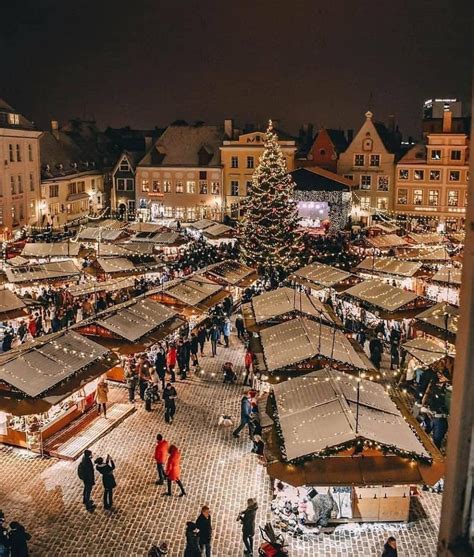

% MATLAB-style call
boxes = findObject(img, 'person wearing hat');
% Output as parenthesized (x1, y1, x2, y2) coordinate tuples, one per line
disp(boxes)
(237, 498, 258, 555)
(77, 449, 95, 511)
(8, 521, 30, 557)
(95, 454, 116, 510)
(183, 521, 200, 557)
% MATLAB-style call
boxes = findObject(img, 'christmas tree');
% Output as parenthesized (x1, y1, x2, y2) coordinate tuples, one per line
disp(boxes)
(240, 121, 303, 274)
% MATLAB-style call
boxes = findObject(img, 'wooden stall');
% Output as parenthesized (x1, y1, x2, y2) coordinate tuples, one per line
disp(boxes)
(354, 257, 424, 293)
(290, 262, 360, 296)
(425, 265, 462, 306)
(21, 241, 82, 260)
(200, 260, 257, 302)
(4, 260, 81, 289)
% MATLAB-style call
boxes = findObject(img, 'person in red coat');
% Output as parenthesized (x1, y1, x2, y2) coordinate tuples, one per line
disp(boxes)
(166, 344, 177, 382)
(154, 433, 169, 485)
(164, 444, 186, 497)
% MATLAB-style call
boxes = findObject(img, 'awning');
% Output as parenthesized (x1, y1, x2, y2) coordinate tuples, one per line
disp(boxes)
(96, 257, 136, 274)
(93, 243, 132, 257)
(4, 260, 80, 284)
(68, 277, 136, 298)
(76, 228, 125, 242)
(415, 303, 458, 338)
(402, 336, 454, 366)
(406, 233, 446, 245)
(397, 247, 449, 262)
(431, 266, 462, 285)
(188, 219, 215, 231)
(163, 276, 223, 307)
(203, 224, 234, 238)
(21, 242, 81, 258)
(356, 258, 422, 278)
(341, 279, 419, 312)
(205, 260, 256, 286)
(290, 262, 353, 289)
(366, 234, 409, 249)
(0, 289, 27, 320)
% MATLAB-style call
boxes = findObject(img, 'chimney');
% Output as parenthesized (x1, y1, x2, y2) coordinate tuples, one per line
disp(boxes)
(442, 110, 452, 133)
(387, 114, 395, 133)
(144, 136, 153, 151)
(51, 120, 59, 140)
(347, 129, 354, 143)
(224, 118, 234, 139)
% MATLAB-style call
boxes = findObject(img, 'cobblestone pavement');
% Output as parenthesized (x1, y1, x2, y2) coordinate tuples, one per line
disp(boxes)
(0, 332, 442, 556)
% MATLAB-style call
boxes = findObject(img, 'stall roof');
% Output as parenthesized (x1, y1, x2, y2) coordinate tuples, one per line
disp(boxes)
(259, 318, 369, 372)
(96, 257, 136, 274)
(127, 222, 162, 233)
(449, 232, 465, 244)
(416, 303, 459, 337)
(342, 279, 418, 312)
(366, 234, 409, 249)
(189, 219, 215, 231)
(93, 243, 132, 257)
(89, 219, 126, 230)
(406, 232, 446, 245)
(251, 287, 334, 325)
(7, 256, 29, 267)
(397, 247, 448, 262)
(272, 368, 429, 461)
(402, 336, 453, 366)
(0, 331, 109, 398)
(96, 298, 177, 342)
(21, 242, 81, 258)
(366, 223, 400, 234)
(76, 228, 125, 242)
(356, 258, 422, 278)
(164, 276, 223, 307)
(5, 260, 80, 284)
(203, 223, 235, 238)
(117, 242, 156, 256)
(431, 266, 462, 285)
(151, 231, 183, 245)
(291, 262, 352, 288)
(68, 277, 136, 298)
(206, 260, 256, 286)
(0, 289, 26, 314)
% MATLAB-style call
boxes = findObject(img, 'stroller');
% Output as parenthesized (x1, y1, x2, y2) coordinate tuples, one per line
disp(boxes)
(144, 384, 160, 411)
(258, 523, 289, 556)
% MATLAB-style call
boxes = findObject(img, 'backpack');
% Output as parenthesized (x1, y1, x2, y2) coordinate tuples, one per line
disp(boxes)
(77, 461, 85, 480)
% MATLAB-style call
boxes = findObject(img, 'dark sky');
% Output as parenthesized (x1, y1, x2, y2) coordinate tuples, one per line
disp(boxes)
(1, 0, 470, 138)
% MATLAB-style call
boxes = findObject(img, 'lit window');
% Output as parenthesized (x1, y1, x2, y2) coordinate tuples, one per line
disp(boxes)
(428, 190, 439, 206)
(377, 197, 388, 210)
(186, 181, 196, 194)
(377, 176, 389, 191)
(448, 191, 459, 207)
(398, 169, 409, 180)
(163, 206, 173, 218)
(187, 208, 196, 220)
(359, 196, 371, 210)
(152, 180, 161, 193)
(429, 170, 441, 181)
(163, 180, 172, 193)
(8, 113, 19, 125)
(231, 180, 239, 196)
(246, 156, 254, 169)
(450, 150, 462, 161)
(199, 180, 208, 194)
(414, 170, 425, 181)
(231, 156, 238, 168)
(430, 149, 441, 160)
(413, 190, 423, 205)
(141, 179, 150, 192)
(175, 207, 184, 219)
(175, 181, 184, 193)
(211, 181, 220, 195)
(28, 144, 33, 162)
(449, 170, 460, 182)
(397, 189, 408, 205)
(128, 200, 136, 213)
(360, 175, 371, 190)
(370, 154, 380, 167)
(354, 154, 365, 166)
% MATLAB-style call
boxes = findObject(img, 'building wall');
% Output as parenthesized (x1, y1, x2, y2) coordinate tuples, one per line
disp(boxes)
(111, 154, 137, 216)
(337, 111, 395, 215)
(220, 131, 296, 217)
(298, 129, 339, 172)
(40, 172, 104, 227)
(394, 133, 469, 229)
(135, 166, 224, 221)
(0, 128, 42, 235)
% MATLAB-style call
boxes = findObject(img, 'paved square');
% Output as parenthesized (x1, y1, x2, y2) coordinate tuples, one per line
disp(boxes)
(0, 332, 441, 556)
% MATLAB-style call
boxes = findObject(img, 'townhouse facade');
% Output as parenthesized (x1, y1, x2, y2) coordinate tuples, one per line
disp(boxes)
(394, 111, 469, 231)
(337, 111, 400, 220)
(135, 124, 224, 222)
(297, 128, 348, 173)
(0, 98, 42, 238)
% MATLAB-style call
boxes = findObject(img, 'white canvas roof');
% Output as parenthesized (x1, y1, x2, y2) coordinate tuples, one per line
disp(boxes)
(206, 260, 255, 285)
(68, 277, 136, 298)
(406, 232, 446, 245)
(189, 219, 215, 230)
(356, 257, 422, 278)
(96, 257, 136, 274)
(96, 298, 177, 342)
(431, 266, 462, 285)
(342, 279, 418, 312)
(7, 256, 29, 267)
(165, 276, 223, 307)
(259, 318, 368, 372)
(0, 331, 108, 398)
(402, 336, 453, 366)
(366, 234, 409, 249)
(203, 223, 234, 237)
(272, 368, 429, 461)
(93, 243, 132, 257)
(5, 260, 80, 284)
(416, 302, 459, 336)
(76, 227, 124, 242)
(252, 287, 333, 324)
(291, 262, 352, 288)
(21, 242, 81, 258)
(0, 290, 26, 314)
(127, 222, 162, 233)
(397, 247, 448, 262)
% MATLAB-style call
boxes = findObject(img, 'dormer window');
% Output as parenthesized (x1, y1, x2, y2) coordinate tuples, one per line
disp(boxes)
(119, 158, 130, 171)
(8, 113, 20, 126)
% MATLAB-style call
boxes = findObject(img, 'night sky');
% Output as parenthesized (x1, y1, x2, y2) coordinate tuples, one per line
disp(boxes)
(1, 0, 470, 138)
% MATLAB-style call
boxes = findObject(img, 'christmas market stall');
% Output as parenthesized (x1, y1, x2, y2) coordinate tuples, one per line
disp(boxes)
(21, 241, 82, 260)
(290, 262, 359, 296)
(4, 260, 81, 290)
(402, 336, 454, 369)
(144, 231, 189, 257)
(0, 289, 28, 321)
(242, 287, 336, 333)
(200, 260, 257, 302)
(0, 331, 132, 460)
(365, 234, 410, 253)
(259, 369, 444, 530)
(92, 256, 164, 280)
(68, 276, 137, 300)
(202, 223, 236, 246)
(414, 302, 458, 345)
(365, 222, 400, 235)
(425, 265, 462, 306)
(76, 226, 128, 243)
(354, 258, 424, 293)
(76, 297, 185, 381)
(255, 317, 371, 383)
(186, 219, 217, 239)
(91, 243, 135, 258)
(395, 246, 450, 265)
(405, 232, 446, 246)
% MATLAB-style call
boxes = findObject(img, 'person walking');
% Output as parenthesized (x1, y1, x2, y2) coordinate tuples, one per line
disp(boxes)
(164, 445, 186, 497)
(138, 355, 151, 400)
(163, 383, 177, 424)
(369, 333, 383, 370)
(95, 378, 108, 418)
(183, 522, 200, 557)
(166, 344, 177, 382)
(197, 325, 207, 356)
(196, 505, 212, 557)
(243, 348, 254, 387)
(155, 345, 167, 390)
(189, 332, 199, 369)
(232, 394, 252, 438)
(210, 325, 219, 357)
(381, 536, 398, 557)
(223, 317, 231, 348)
(95, 454, 116, 510)
(237, 498, 258, 555)
(77, 449, 95, 511)
(124, 359, 138, 403)
(235, 314, 245, 340)
(154, 434, 169, 485)
(8, 522, 31, 557)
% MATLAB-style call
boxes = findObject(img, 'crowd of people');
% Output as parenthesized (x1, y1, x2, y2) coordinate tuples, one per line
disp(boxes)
(0, 511, 30, 557)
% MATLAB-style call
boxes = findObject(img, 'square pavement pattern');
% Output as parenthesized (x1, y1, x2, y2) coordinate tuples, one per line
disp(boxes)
(0, 331, 442, 556)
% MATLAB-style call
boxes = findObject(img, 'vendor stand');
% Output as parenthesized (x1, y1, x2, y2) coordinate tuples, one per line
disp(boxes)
(395, 246, 450, 265)
(405, 232, 446, 246)
(290, 262, 359, 296)
(21, 241, 82, 260)
(260, 368, 444, 529)
(365, 234, 409, 252)
(354, 257, 424, 293)
(202, 223, 236, 246)
(4, 260, 81, 289)
(414, 302, 458, 345)
(76, 226, 128, 243)
(200, 260, 257, 302)
(425, 265, 462, 306)
(0, 331, 126, 459)
(0, 289, 28, 321)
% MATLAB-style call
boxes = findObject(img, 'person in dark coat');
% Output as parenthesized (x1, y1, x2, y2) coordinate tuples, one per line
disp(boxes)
(8, 522, 31, 557)
(154, 345, 167, 390)
(197, 325, 207, 355)
(77, 449, 95, 511)
(163, 383, 177, 424)
(369, 334, 383, 370)
(183, 521, 200, 557)
(189, 333, 199, 368)
(237, 498, 258, 555)
(381, 536, 398, 557)
(195, 506, 212, 557)
(232, 395, 252, 438)
(95, 455, 116, 510)
(235, 314, 245, 340)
